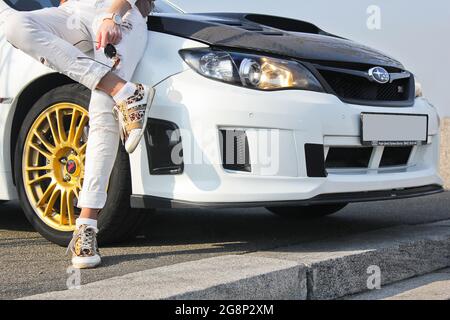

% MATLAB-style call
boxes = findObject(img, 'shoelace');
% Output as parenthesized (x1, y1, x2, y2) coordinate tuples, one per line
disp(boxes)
(66, 225, 98, 256)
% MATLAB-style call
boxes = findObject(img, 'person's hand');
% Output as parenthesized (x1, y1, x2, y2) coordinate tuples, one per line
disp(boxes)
(96, 19, 122, 49)
(136, 0, 155, 18)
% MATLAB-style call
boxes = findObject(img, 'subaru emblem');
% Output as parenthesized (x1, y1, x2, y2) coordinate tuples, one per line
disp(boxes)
(368, 67, 390, 84)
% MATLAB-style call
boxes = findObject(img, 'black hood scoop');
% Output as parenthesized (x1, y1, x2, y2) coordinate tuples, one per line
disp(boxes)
(148, 12, 404, 69)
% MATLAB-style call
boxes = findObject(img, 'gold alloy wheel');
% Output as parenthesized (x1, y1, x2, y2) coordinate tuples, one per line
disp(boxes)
(22, 103, 89, 232)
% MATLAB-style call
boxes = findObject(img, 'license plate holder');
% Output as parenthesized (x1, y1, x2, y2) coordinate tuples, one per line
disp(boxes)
(361, 112, 428, 146)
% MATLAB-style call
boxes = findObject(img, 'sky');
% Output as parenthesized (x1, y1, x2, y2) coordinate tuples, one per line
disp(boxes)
(172, 0, 450, 116)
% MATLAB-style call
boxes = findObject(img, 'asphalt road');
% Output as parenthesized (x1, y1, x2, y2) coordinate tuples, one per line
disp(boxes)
(1, 191, 450, 300)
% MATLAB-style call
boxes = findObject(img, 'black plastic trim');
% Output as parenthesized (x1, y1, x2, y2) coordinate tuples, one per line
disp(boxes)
(130, 184, 444, 209)
(304, 144, 327, 177)
(144, 118, 184, 175)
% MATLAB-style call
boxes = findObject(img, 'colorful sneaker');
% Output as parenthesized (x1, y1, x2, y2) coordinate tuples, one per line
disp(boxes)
(67, 225, 101, 269)
(113, 83, 155, 154)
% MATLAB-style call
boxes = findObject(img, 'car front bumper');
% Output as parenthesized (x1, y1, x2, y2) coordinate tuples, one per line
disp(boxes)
(129, 69, 443, 208)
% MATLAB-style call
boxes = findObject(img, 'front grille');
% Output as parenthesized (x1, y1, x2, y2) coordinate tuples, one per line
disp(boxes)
(313, 64, 415, 107)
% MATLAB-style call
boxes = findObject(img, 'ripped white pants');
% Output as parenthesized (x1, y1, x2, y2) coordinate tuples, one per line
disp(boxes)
(5, 0, 148, 209)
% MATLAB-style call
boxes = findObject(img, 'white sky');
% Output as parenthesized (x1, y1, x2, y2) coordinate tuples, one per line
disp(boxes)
(173, 0, 450, 116)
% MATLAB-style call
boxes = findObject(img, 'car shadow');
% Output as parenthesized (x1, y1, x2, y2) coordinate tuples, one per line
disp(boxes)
(0, 201, 34, 232)
(93, 217, 380, 268)
(98, 191, 450, 267)
(1, 192, 449, 270)
(99, 241, 249, 268)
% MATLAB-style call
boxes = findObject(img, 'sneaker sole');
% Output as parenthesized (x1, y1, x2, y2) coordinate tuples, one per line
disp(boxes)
(125, 87, 156, 154)
(72, 255, 101, 269)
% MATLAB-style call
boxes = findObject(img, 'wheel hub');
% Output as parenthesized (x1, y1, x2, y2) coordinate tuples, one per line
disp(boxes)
(66, 159, 77, 175)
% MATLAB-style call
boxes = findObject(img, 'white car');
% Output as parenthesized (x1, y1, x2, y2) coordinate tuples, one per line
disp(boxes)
(0, 0, 443, 245)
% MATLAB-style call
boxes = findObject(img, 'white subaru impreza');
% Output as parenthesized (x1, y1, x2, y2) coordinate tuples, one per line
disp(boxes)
(0, 0, 443, 245)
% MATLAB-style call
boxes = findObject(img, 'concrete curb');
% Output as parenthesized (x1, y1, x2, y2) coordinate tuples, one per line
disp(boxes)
(21, 255, 307, 300)
(252, 220, 450, 299)
(346, 268, 450, 300)
(21, 220, 450, 300)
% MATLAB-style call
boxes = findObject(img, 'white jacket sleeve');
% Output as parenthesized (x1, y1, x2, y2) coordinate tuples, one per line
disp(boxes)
(126, 0, 137, 7)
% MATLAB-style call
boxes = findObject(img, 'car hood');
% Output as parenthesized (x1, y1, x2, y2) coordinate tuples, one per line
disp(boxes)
(148, 12, 404, 70)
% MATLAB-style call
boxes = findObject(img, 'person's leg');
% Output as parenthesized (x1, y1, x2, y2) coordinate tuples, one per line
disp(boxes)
(78, 3, 148, 213)
(77, 89, 120, 215)
(5, 3, 154, 155)
(67, 4, 150, 268)
(4, 6, 109, 92)
(4, 5, 109, 267)
(97, 73, 127, 97)
(5, 2, 151, 268)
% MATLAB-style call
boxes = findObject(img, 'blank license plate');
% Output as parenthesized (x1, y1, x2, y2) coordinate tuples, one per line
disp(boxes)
(361, 113, 428, 146)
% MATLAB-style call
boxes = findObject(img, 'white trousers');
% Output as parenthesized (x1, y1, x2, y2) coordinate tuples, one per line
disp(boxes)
(5, 0, 148, 209)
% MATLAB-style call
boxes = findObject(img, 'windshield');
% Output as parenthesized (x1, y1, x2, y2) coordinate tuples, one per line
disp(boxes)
(4, 0, 59, 11)
(3, 0, 183, 13)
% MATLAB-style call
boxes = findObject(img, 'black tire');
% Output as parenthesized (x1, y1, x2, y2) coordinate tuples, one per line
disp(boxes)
(15, 83, 150, 246)
(267, 203, 348, 219)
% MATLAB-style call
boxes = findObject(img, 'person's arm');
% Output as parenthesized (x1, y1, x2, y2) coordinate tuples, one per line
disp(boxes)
(96, 0, 132, 49)
(96, 0, 153, 49)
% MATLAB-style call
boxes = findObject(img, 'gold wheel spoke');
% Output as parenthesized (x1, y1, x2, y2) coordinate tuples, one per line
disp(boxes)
(73, 114, 88, 146)
(43, 187, 60, 217)
(36, 181, 56, 208)
(33, 130, 55, 153)
(46, 114, 60, 145)
(29, 143, 53, 160)
(56, 109, 67, 143)
(79, 143, 87, 157)
(60, 190, 68, 225)
(73, 187, 80, 200)
(28, 173, 52, 186)
(67, 109, 79, 144)
(67, 190, 75, 226)
(26, 165, 52, 172)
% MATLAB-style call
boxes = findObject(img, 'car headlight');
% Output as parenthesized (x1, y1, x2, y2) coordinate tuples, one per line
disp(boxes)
(179, 48, 324, 92)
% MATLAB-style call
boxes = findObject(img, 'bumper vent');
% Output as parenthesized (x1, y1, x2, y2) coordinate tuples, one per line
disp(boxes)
(219, 129, 251, 172)
(325, 146, 413, 170)
(326, 147, 373, 169)
(144, 119, 183, 175)
(380, 146, 412, 167)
